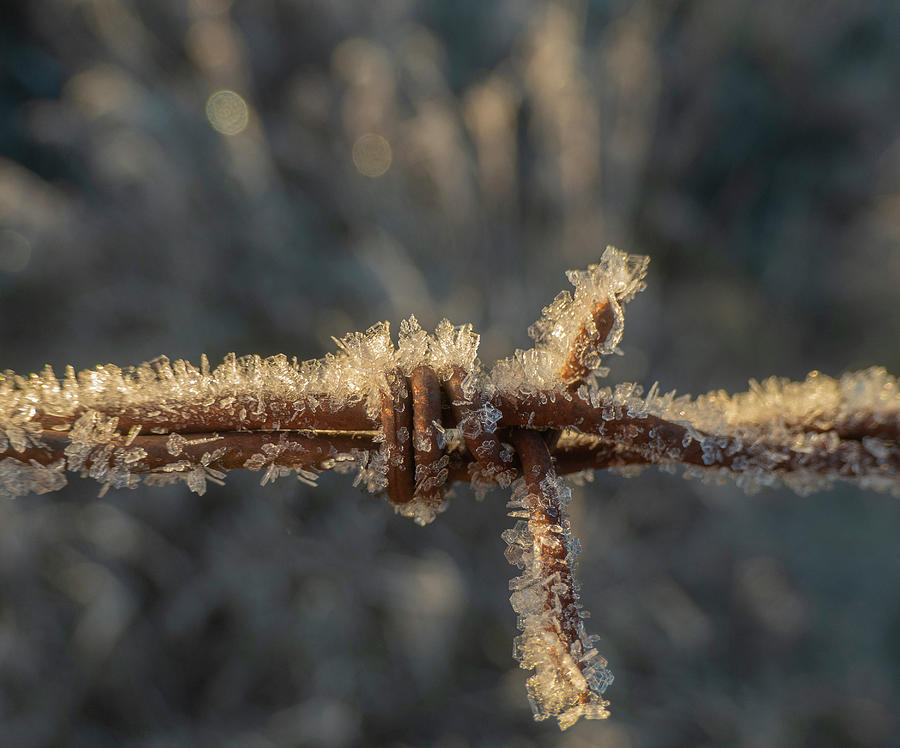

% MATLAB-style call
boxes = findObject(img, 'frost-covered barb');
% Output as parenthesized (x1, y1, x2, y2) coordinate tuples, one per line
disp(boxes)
(1, 246, 898, 729)
(491, 249, 649, 394)
(504, 430, 613, 729)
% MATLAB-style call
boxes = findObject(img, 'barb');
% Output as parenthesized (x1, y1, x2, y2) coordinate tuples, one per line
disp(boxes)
(557, 300, 616, 388)
(504, 429, 612, 729)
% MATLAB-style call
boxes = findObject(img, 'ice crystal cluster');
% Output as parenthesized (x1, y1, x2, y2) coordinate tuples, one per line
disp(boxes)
(1, 245, 897, 730)
(0, 311, 492, 515)
(571, 367, 900, 497)
(0, 248, 651, 507)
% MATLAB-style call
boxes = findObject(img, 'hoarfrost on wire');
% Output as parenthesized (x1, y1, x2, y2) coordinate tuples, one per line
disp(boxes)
(502, 474, 613, 730)
(0, 311, 488, 504)
(1, 246, 898, 732)
(581, 367, 899, 496)
(490, 246, 649, 395)
(243, 442, 320, 487)
(1, 246, 897, 506)
(0, 457, 67, 499)
(641, 368, 899, 447)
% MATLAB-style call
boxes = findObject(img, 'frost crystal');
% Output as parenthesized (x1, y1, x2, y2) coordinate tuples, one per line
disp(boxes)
(60, 410, 146, 496)
(243, 441, 320, 486)
(329, 322, 397, 420)
(592, 367, 900, 496)
(0, 458, 67, 499)
(171, 448, 227, 496)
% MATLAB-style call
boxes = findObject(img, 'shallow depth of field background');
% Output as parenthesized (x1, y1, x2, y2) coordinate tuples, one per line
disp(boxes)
(1, 1, 900, 746)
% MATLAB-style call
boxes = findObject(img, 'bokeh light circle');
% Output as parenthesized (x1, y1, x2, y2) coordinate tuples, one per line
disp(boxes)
(205, 90, 249, 136)
(352, 133, 392, 177)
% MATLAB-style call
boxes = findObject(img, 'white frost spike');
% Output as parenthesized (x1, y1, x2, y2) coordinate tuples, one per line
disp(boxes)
(0, 458, 67, 499)
(329, 321, 397, 420)
(637, 367, 899, 445)
(179, 448, 227, 496)
(65, 410, 120, 472)
(429, 319, 482, 379)
(395, 316, 483, 380)
(244, 443, 320, 487)
(395, 315, 431, 374)
(167, 433, 186, 456)
(351, 448, 388, 494)
(296, 468, 319, 487)
(552, 246, 649, 355)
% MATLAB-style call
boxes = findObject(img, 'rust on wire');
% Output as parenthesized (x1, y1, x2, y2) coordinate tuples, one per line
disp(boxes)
(3, 378, 898, 488)
(446, 366, 516, 486)
(558, 300, 615, 388)
(12, 430, 376, 472)
(381, 369, 414, 504)
(410, 365, 446, 505)
(33, 398, 377, 435)
(3, 375, 897, 487)
(507, 428, 598, 710)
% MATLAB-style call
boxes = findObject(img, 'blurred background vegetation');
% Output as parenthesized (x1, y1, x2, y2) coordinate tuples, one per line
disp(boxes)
(1, 1, 899, 746)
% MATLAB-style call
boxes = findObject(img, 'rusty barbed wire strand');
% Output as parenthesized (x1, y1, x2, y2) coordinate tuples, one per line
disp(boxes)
(8, 430, 374, 472)
(506, 428, 611, 721)
(2, 375, 898, 487)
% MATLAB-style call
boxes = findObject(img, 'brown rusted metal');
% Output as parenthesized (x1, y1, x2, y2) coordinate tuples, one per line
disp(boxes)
(33, 398, 377, 435)
(3, 431, 645, 489)
(492, 392, 899, 476)
(5, 430, 376, 473)
(410, 365, 446, 504)
(558, 300, 616, 387)
(2, 337, 897, 499)
(446, 366, 516, 486)
(381, 369, 415, 504)
(3, 386, 897, 491)
(507, 428, 592, 706)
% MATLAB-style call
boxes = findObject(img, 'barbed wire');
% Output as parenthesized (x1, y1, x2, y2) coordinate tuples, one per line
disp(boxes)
(2, 248, 898, 729)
